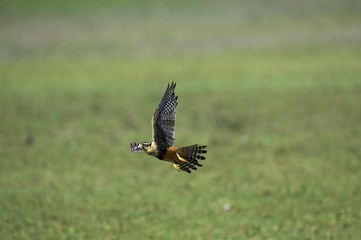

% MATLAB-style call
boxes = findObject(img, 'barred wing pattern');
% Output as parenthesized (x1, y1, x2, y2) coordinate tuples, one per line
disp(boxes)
(152, 82, 178, 149)
(177, 145, 207, 173)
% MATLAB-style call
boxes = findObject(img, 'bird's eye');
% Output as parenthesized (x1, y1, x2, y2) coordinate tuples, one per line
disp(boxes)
(139, 143, 147, 149)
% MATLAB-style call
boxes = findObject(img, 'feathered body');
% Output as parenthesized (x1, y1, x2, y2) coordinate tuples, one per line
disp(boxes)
(130, 82, 207, 173)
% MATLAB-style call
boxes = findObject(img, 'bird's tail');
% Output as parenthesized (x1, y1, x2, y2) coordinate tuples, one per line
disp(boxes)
(176, 144, 207, 173)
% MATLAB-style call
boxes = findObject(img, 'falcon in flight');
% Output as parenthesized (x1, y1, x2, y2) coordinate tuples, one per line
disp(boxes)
(130, 82, 207, 173)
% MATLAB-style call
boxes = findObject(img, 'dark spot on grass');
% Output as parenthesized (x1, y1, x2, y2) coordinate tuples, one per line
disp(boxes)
(23, 133, 34, 146)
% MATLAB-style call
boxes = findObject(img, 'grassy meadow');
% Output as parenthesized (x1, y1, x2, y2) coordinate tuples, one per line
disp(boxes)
(1, 0, 361, 239)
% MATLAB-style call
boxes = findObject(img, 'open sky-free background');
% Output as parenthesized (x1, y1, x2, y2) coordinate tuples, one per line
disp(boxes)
(1, 0, 361, 239)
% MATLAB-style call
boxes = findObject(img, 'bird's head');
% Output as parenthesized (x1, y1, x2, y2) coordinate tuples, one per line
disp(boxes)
(130, 142, 152, 152)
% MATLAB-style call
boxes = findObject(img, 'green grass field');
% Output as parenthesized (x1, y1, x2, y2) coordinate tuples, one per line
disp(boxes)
(1, 0, 361, 239)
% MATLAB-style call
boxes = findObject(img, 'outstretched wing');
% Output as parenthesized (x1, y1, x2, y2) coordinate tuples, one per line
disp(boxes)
(152, 82, 178, 150)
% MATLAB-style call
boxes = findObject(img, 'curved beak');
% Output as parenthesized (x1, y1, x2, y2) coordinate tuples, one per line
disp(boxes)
(130, 142, 143, 152)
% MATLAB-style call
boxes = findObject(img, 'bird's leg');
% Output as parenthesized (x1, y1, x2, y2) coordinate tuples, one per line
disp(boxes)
(176, 153, 188, 162)
(173, 164, 181, 171)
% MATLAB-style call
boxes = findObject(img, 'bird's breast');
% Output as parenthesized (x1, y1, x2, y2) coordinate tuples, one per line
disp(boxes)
(161, 146, 179, 162)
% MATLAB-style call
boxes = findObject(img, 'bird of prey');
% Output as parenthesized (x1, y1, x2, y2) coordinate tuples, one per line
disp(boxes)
(130, 82, 207, 173)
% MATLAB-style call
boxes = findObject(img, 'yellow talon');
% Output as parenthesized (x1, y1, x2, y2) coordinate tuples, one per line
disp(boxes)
(173, 164, 181, 171)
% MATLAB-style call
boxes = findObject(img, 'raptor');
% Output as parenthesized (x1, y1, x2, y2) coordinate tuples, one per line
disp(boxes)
(130, 82, 207, 173)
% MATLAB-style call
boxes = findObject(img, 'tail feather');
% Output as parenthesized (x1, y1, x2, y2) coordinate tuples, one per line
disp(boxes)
(176, 144, 207, 173)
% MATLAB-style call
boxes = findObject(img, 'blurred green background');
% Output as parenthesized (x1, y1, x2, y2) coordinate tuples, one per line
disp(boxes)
(1, 0, 361, 239)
